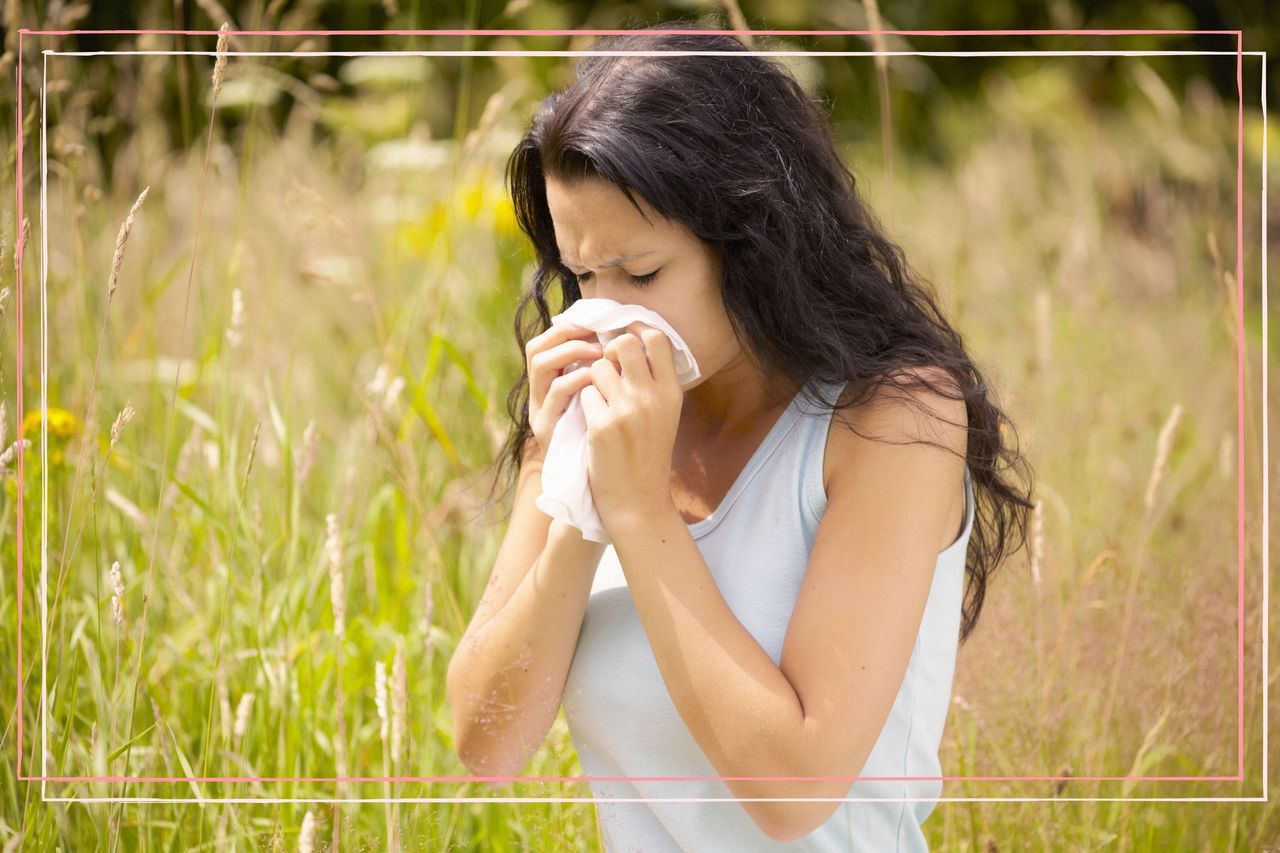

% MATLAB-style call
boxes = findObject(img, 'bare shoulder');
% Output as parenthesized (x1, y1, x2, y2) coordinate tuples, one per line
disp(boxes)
(822, 365, 969, 504)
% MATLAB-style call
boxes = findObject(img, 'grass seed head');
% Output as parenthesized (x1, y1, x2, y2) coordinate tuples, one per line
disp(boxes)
(375, 660, 389, 742)
(108, 560, 126, 625)
(108, 188, 150, 299)
(233, 691, 254, 739)
(212, 22, 230, 99)
(299, 810, 316, 853)
(1143, 402, 1183, 512)
(325, 513, 346, 639)
(109, 402, 135, 451)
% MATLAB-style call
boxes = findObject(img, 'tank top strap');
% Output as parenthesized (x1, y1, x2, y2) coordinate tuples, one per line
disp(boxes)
(795, 374, 976, 553)
(793, 375, 852, 523)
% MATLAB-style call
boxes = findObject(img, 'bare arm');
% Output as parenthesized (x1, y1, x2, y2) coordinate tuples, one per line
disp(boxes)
(457, 436, 555, 637)
(446, 439, 606, 783)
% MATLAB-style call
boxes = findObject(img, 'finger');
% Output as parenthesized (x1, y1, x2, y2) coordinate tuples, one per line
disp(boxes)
(565, 322, 602, 342)
(626, 322, 658, 376)
(589, 357, 621, 403)
(606, 327, 654, 386)
(528, 321, 599, 376)
(610, 321, 654, 374)
(548, 366, 594, 409)
(638, 327, 677, 390)
(529, 332, 601, 402)
(529, 321, 596, 359)
(579, 382, 604, 424)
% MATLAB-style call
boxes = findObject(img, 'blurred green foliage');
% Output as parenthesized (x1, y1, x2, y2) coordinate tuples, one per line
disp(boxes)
(3, 0, 1272, 178)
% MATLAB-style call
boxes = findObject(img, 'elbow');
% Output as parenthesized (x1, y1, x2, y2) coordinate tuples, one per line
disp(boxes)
(750, 713, 878, 841)
(748, 731, 847, 842)
(453, 727, 519, 790)
(447, 687, 525, 790)
(742, 805, 797, 844)
(445, 644, 545, 791)
(762, 825, 805, 845)
(752, 805, 827, 845)
(445, 667, 497, 784)
(752, 808, 793, 844)
(457, 753, 515, 792)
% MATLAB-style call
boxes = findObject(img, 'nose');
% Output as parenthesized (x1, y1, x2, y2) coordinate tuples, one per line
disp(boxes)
(576, 277, 630, 306)
(581, 281, 618, 303)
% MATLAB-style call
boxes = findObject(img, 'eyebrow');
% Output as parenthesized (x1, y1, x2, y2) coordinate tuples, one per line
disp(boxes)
(558, 250, 656, 270)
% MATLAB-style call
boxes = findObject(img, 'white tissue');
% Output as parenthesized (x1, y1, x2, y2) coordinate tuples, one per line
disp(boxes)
(533, 298, 701, 543)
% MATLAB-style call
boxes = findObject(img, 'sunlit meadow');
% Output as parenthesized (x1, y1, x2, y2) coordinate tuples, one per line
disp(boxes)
(0, 32, 1276, 852)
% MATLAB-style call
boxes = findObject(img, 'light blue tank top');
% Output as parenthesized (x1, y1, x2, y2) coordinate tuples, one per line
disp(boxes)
(561, 374, 976, 852)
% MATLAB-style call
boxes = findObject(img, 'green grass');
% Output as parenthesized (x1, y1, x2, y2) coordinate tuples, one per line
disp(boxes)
(0, 45, 1276, 851)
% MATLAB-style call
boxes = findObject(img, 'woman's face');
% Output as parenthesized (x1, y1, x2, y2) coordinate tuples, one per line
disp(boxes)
(544, 176, 739, 392)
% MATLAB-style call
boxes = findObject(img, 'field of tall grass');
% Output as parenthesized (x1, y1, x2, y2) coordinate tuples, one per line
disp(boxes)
(0, 25, 1276, 852)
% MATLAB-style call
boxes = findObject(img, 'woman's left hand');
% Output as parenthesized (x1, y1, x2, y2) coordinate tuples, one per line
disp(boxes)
(579, 322, 684, 531)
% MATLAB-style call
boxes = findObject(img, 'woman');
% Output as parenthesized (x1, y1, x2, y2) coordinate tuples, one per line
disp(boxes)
(447, 21, 1035, 851)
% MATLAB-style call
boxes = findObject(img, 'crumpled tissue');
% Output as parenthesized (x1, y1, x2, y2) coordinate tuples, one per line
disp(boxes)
(533, 298, 701, 543)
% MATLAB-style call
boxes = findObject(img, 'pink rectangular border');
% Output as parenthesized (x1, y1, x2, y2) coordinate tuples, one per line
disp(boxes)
(12, 26, 1252, 790)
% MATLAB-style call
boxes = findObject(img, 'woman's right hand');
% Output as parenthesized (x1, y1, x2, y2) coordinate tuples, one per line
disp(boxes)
(525, 322, 606, 459)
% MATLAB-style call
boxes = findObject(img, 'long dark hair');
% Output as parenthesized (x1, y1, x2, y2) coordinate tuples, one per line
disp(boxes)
(477, 21, 1035, 645)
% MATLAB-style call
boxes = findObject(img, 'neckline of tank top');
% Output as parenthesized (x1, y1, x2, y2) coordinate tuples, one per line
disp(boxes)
(682, 373, 843, 539)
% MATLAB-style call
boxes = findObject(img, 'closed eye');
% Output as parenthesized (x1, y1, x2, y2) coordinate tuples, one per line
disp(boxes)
(572, 269, 660, 288)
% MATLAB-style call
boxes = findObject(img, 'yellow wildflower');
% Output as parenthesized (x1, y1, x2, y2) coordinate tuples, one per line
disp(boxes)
(20, 408, 80, 467)
(493, 195, 519, 238)
(461, 177, 486, 221)
(21, 407, 80, 440)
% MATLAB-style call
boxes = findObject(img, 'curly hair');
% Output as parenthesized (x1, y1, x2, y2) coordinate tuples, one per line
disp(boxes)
(475, 20, 1035, 645)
